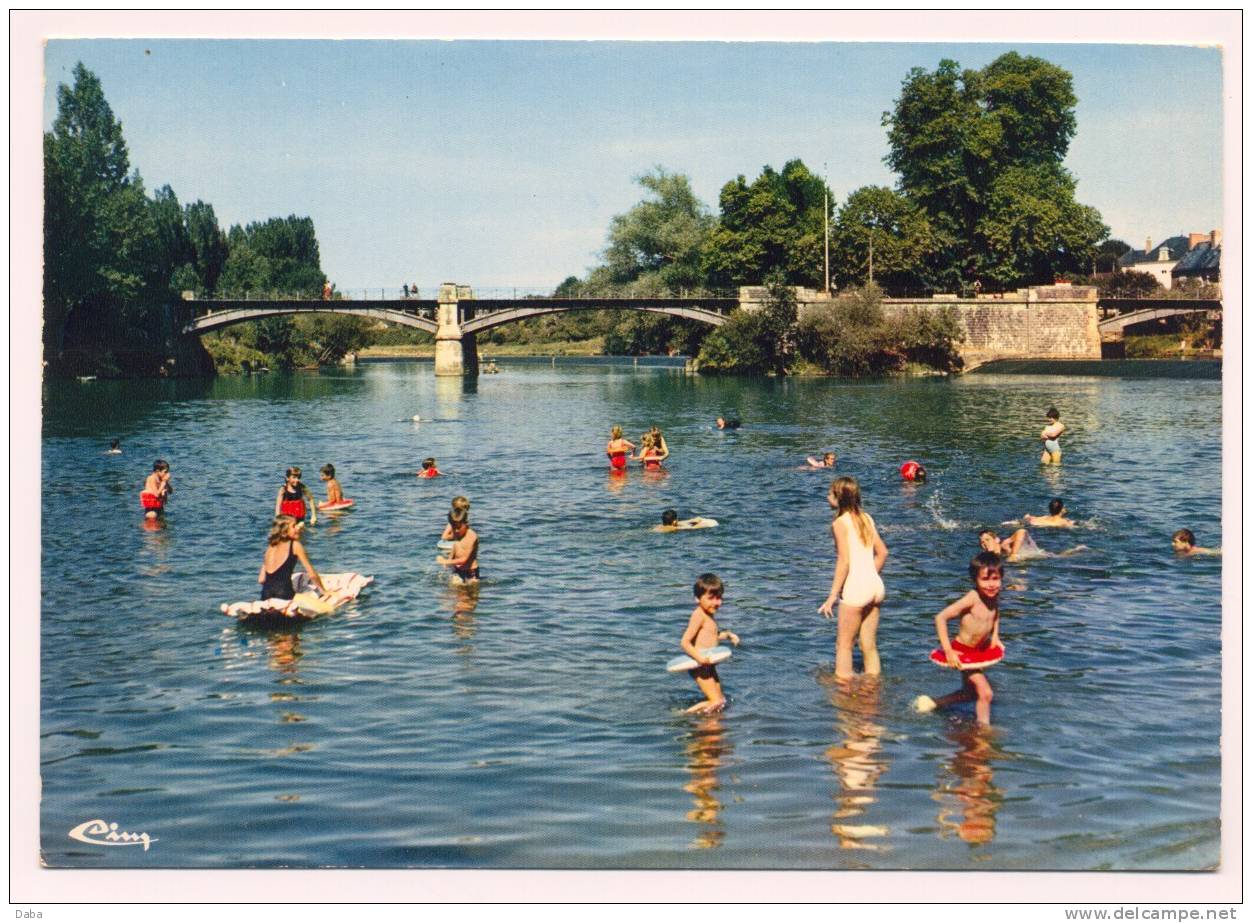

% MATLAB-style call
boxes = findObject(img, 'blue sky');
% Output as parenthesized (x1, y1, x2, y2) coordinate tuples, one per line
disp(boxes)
(44, 40, 1224, 293)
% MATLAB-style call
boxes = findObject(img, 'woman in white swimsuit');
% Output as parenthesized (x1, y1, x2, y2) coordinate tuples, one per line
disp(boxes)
(819, 476, 889, 680)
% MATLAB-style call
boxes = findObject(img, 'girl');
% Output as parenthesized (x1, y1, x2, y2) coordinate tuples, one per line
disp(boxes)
(1040, 407, 1065, 465)
(258, 515, 328, 600)
(819, 476, 889, 680)
(645, 426, 670, 463)
(636, 433, 665, 471)
(606, 425, 635, 473)
(275, 467, 317, 525)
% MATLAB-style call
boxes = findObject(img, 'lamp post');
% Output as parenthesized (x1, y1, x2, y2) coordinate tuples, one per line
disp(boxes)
(823, 163, 831, 296)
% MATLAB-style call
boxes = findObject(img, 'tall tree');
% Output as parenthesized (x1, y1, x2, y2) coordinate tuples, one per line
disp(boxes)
(600, 168, 713, 293)
(830, 186, 939, 293)
(185, 200, 230, 294)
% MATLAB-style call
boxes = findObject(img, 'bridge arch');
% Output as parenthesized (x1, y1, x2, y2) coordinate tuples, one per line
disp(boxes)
(459, 299, 730, 336)
(182, 302, 438, 336)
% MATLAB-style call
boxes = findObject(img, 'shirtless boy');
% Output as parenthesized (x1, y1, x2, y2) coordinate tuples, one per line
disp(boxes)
(1172, 529, 1221, 556)
(654, 509, 717, 532)
(437, 509, 479, 584)
(1024, 498, 1075, 528)
(680, 573, 740, 714)
(140, 460, 172, 519)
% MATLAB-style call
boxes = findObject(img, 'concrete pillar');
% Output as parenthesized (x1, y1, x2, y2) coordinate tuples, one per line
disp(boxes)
(434, 283, 465, 376)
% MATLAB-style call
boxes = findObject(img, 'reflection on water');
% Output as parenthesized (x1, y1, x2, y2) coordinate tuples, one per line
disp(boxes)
(446, 582, 481, 652)
(682, 713, 731, 849)
(821, 672, 890, 850)
(933, 724, 1005, 848)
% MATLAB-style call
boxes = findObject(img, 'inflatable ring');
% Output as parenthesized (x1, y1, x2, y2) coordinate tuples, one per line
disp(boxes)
(666, 645, 733, 673)
(930, 643, 1004, 670)
(318, 499, 355, 511)
(900, 460, 922, 481)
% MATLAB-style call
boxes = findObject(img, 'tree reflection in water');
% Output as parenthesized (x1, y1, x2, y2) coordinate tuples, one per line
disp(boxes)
(821, 672, 890, 851)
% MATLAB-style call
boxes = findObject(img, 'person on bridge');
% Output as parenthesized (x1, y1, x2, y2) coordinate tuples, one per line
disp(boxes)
(1040, 407, 1066, 465)
(275, 467, 317, 525)
(322, 281, 333, 301)
(606, 426, 636, 473)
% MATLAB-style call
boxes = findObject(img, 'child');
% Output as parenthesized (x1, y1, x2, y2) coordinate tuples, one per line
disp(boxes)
(258, 515, 329, 601)
(807, 452, 836, 469)
(140, 459, 172, 519)
(1172, 528, 1221, 556)
(275, 467, 317, 525)
(645, 426, 670, 463)
(440, 496, 470, 542)
(715, 416, 741, 430)
(1024, 498, 1074, 528)
(1040, 407, 1066, 465)
(819, 476, 888, 680)
(654, 509, 717, 532)
(418, 457, 441, 479)
(636, 434, 665, 471)
(606, 425, 635, 472)
(437, 509, 479, 584)
(915, 551, 1004, 726)
(680, 573, 740, 714)
(319, 464, 344, 504)
(106, 439, 122, 455)
(979, 527, 1036, 562)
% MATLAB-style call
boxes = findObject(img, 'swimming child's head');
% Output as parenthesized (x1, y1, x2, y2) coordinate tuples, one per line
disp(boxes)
(641, 434, 654, 450)
(285, 466, 302, 482)
(422, 457, 436, 471)
(1172, 528, 1196, 551)
(716, 417, 726, 428)
(269, 514, 301, 544)
(110, 439, 121, 450)
(1048, 498, 1065, 516)
(610, 425, 623, 440)
(969, 551, 1004, 596)
(823, 452, 835, 466)
(1046, 406, 1060, 421)
(447, 508, 469, 536)
(913, 465, 927, 482)
(829, 476, 863, 515)
(693, 573, 725, 612)
(661, 509, 678, 526)
(978, 529, 1000, 553)
(320, 464, 335, 480)
(451, 495, 470, 513)
(152, 459, 169, 473)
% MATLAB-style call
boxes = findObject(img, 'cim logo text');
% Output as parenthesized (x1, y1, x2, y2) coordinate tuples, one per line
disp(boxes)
(68, 819, 157, 851)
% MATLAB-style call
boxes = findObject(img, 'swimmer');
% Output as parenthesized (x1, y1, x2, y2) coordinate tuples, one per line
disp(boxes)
(258, 515, 329, 601)
(441, 496, 471, 542)
(635, 434, 665, 471)
(1024, 498, 1075, 528)
(978, 527, 1036, 562)
(900, 460, 927, 482)
(716, 416, 742, 430)
(106, 439, 122, 455)
(275, 467, 317, 525)
(1172, 528, 1221, 556)
(807, 452, 837, 469)
(819, 476, 889, 680)
(654, 509, 717, 532)
(645, 426, 670, 463)
(606, 425, 636, 472)
(914, 551, 1004, 727)
(679, 573, 740, 714)
(319, 464, 344, 505)
(139, 459, 172, 519)
(1040, 407, 1065, 465)
(436, 509, 479, 584)
(418, 457, 441, 479)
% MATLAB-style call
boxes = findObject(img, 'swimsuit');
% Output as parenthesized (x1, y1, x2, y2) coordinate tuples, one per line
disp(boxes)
(642, 451, 662, 470)
(419, 469, 440, 478)
(838, 513, 885, 608)
(140, 491, 164, 512)
(1044, 438, 1061, 455)
(280, 485, 307, 519)
(260, 542, 297, 599)
(608, 450, 628, 470)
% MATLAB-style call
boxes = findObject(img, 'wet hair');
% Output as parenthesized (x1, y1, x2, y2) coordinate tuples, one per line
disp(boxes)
(110, 439, 121, 450)
(970, 550, 1004, 580)
(451, 496, 470, 513)
(610, 425, 623, 440)
(978, 528, 998, 541)
(640, 433, 654, 450)
(1173, 528, 1196, 547)
(913, 465, 927, 482)
(1048, 498, 1064, 516)
(286, 466, 302, 480)
(694, 573, 724, 599)
(321, 464, 335, 478)
(422, 457, 436, 470)
(830, 476, 872, 545)
(152, 459, 169, 472)
(649, 426, 664, 442)
(661, 509, 678, 526)
(268, 515, 300, 545)
(448, 508, 469, 529)
(1046, 407, 1060, 420)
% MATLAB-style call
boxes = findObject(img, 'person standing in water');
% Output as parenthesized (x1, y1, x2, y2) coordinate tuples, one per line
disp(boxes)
(606, 425, 636, 473)
(1040, 407, 1066, 465)
(819, 476, 889, 680)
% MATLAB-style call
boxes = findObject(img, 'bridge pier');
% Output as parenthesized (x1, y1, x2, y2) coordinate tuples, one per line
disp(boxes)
(434, 283, 477, 377)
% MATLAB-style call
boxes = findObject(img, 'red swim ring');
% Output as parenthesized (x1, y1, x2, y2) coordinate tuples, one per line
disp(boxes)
(930, 640, 1004, 670)
(900, 460, 921, 481)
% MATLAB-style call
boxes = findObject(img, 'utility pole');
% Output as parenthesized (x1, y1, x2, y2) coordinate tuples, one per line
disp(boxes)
(823, 164, 831, 295)
(868, 234, 874, 286)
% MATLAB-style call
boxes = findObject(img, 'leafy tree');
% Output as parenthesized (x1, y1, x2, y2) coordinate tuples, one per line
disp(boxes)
(148, 185, 197, 298)
(883, 52, 1107, 288)
(1094, 238, 1131, 274)
(185, 200, 230, 294)
(600, 167, 713, 292)
(696, 273, 797, 374)
(1102, 269, 1162, 298)
(702, 160, 829, 289)
(831, 186, 939, 293)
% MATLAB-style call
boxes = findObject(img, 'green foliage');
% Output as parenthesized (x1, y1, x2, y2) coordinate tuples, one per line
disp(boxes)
(602, 167, 713, 292)
(1100, 269, 1162, 298)
(219, 216, 325, 297)
(831, 186, 938, 293)
(1095, 238, 1132, 274)
(696, 274, 797, 374)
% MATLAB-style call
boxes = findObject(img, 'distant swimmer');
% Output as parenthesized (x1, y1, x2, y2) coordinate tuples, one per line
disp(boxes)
(807, 452, 836, 469)
(715, 416, 741, 430)
(140, 459, 172, 519)
(678, 573, 740, 714)
(1024, 498, 1075, 528)
(979, 527, 1037, 562)
(106, 439, 122, 455)
(417, 457, 441, 479)
(654, 509, 718, 532)
(437, 508, 479, 584)
(1040, 406, 1066, 465)
(1172, 528, 1221, 557)
(606, 425, 636, 473)
(900, 460, 927, 482)
(914, 551, 1005, 727)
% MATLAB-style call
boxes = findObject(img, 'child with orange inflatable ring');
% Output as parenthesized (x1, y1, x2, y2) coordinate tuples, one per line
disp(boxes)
(900, 460, 927, 482)
(929, 638, 1005, 670)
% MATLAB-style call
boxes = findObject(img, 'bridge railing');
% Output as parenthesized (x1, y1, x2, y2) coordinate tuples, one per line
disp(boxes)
(190, 285, 743, 303)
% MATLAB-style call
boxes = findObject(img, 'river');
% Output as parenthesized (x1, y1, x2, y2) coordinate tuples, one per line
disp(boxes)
(40, 359, 1223, 869)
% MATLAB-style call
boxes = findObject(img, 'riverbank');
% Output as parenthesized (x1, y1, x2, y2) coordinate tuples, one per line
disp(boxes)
(971, 358, 1220, 379)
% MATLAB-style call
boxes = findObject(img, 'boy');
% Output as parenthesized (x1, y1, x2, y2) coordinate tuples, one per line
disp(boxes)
(1024, 498, 1075, 528)
(437, 509, 478, 584)
(140, 459, 172, 519)
(1172, 528, 1221, 556)
(319, 464, 344, 505)
(680, 573, 740, 714)
(418, 457, 441, 479)
(979, 527, 1034, 562)
(915, 551, 1004, 726)
(1040, 407, 1065, 465)
(654, 509, 717, 532)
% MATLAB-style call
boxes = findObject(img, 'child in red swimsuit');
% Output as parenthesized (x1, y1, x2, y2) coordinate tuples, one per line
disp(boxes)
(140, 459, 171, 518)
(606, 425, 635, 472)
(418, 457, 441, 478)
(274, 467, 316, 525)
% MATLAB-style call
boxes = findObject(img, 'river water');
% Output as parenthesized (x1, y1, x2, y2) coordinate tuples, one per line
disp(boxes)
(40, 360, 1223, 869)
